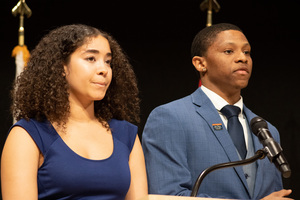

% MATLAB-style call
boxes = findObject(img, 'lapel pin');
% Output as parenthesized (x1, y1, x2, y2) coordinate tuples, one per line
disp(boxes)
(212, 123, 223, 131)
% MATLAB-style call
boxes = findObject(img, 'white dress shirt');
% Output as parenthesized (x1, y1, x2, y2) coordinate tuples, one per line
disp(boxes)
(201, 85, 256, 197)
(201, 85, 250, 150)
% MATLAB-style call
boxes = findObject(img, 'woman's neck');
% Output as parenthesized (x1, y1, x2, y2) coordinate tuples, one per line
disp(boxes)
(68, 98, 96, 123)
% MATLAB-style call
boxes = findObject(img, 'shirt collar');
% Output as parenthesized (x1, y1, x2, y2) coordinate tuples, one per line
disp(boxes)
(201, 85, 244, 113)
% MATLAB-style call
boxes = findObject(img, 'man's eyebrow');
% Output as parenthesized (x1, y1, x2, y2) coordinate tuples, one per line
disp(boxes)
(243, 42, 251, 47)
(221, 42, 251, 48)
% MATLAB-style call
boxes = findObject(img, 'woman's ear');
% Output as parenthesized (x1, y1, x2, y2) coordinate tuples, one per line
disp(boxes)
(63, 64, 69, 77)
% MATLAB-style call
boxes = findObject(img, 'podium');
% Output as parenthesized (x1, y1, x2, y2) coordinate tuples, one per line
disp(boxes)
(140, 194, 234, 200)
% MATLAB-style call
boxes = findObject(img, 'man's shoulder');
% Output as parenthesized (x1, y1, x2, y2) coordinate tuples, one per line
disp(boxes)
(152, 94, 193, 112)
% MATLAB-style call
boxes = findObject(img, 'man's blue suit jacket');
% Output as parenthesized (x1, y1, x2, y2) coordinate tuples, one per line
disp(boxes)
(142, 87, 283, 199)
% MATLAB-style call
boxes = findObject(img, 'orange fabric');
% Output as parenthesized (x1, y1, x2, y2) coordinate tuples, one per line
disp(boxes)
(12, 45, 30, 67)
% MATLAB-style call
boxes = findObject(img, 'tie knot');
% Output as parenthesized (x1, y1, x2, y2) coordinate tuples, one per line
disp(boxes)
(220, 105, 241, 119)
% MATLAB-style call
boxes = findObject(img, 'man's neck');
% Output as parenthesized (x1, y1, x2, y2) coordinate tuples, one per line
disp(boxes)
(201, 84, 241, 105)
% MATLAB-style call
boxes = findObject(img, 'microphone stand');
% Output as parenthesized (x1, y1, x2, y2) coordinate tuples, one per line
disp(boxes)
(190, 149, 267, 197)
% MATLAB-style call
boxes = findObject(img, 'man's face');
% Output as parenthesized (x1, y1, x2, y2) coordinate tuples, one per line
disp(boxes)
(202, 30, 252, 96)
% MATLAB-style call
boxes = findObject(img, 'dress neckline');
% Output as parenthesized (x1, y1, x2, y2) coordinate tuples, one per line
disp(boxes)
(48, 120, 115, 162)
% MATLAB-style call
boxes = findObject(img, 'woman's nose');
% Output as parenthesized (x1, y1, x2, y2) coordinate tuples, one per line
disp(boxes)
(96, 61, 108, 76)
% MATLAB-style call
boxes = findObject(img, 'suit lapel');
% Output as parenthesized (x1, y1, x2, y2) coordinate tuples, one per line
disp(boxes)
(191, 88, 250, 194)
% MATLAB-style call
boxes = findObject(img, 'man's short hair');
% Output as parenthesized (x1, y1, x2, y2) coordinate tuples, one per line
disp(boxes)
(191, 23, 243, 58)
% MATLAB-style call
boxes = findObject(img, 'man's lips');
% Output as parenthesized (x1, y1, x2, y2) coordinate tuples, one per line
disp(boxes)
(234, 67, 249, 74)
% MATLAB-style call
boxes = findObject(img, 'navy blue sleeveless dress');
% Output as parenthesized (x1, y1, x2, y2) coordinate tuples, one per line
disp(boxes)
(11, 118, 137, 200)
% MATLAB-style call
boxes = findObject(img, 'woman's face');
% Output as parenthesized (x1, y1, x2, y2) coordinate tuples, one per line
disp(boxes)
(64, 35, 112, 106)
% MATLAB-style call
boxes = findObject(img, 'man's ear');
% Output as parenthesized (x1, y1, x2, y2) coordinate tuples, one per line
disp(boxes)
(192, 56, 206, 72)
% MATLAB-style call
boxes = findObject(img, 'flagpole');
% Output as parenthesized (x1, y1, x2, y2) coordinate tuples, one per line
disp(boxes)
(200, 0, 220, 27)
(11, 0, 32, 123)
(11, 0, 32, 79)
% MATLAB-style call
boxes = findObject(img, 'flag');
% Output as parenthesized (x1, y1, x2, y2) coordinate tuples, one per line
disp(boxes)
(12, 45, 30, 78)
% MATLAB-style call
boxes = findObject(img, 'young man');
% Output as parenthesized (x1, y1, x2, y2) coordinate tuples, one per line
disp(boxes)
(142, 23, 292, 199)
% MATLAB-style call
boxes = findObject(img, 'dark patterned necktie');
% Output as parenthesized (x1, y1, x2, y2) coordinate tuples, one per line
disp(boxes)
(220, 105, 247, 159)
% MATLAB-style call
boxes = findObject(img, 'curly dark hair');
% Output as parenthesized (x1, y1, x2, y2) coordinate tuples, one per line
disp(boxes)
(11, 24, 140, 127)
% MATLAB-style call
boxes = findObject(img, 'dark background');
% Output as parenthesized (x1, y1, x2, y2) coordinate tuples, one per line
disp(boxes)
(1, 0, 299, 199)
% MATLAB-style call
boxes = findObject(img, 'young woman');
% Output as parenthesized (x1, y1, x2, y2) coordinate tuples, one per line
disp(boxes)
(1, 24, 147, 200)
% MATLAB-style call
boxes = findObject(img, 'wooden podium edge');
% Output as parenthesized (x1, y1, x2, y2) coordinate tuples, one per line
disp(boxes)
(139, 194, 235, 200)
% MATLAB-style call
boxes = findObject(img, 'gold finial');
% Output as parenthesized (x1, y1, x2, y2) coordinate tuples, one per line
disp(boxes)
(12, 0, 32, 46)
(200, 0, 220, 27)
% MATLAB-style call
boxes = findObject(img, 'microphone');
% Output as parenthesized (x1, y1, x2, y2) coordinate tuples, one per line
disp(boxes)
(250, 116, 291, 178)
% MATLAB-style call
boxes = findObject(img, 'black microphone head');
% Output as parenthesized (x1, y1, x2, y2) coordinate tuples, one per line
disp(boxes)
(250, 116, 268, 135)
